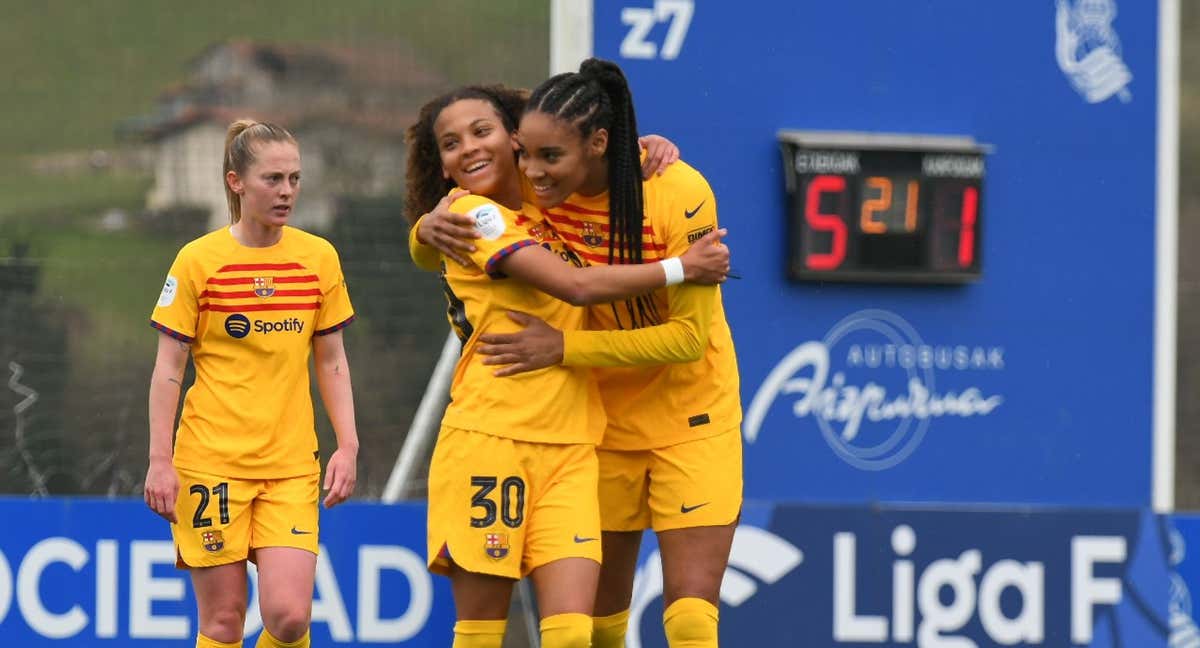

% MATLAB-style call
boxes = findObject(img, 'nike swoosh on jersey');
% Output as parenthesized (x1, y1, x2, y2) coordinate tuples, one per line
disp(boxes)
(684, 200, 706, 219)
(291, 526, 313, 535)
(680, 502, 710, 514)
(574, 535, 598, 543)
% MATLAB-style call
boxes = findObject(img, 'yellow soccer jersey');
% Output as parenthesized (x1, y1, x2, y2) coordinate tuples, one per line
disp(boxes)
(149, 226, 355, 479)
(539, 161, 742, 451)
(439, 194, 604, 445)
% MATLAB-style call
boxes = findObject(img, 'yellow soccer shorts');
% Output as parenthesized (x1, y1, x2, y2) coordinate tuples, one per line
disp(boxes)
(427, 426, 602, 580)
(598, 427, 743, 533)
(171, 466, 320, 568)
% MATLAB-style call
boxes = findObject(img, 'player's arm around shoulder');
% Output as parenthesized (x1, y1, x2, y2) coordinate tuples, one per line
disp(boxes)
(444, 197, 533, 276)
(409, 188, 477, 269)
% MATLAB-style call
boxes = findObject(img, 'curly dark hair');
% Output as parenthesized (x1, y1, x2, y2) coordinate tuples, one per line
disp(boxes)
(403, 85, 528, 225)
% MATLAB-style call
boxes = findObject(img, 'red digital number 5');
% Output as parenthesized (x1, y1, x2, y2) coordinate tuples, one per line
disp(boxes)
(804, 174, 847, 271)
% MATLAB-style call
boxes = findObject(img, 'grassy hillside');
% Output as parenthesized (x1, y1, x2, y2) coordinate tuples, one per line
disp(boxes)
(0, 0, 548, 157)
(0, 1, 547, 219)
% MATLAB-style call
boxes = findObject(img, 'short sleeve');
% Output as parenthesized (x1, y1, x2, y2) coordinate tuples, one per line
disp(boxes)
(407, 214, 443, 272)
(450, 195, 537, 278)
(661, 171, 719, 258)
(315, 242, 355, 336)
(149, 247, 200, 342)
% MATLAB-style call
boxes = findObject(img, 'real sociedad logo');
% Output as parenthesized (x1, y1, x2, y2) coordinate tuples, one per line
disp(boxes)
(745, 310, 1005, 471)
(1055, 0, 1132, 104)
(1168, 527, 1200, 647)
(627, 526, 802, 648)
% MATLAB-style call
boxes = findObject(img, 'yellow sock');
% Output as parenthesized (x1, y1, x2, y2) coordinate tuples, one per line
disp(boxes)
(254, 627, 309, 647)
(197, 634, 242, 648)
(452, 619, 507, 648)
(540, 612, 593, 648)
(663, 597, 719, 647)
(593, 609, 630, 648)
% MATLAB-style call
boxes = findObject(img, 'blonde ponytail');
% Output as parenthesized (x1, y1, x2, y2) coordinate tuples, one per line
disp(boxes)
(222, 119, 296, 224)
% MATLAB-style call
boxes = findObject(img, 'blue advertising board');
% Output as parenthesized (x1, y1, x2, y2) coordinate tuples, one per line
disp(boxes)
(0, 499, 454, 646)
(576, 0, 1176, 507)
(628, 501, 1194, 648)
(8, 498, 1200, 646)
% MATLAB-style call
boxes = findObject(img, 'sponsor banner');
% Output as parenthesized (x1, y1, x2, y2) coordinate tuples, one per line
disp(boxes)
(594, 1, 1160, 505)
(6, 498, 1200, 646)
(630, 502, 1186, 647)
(0, 498, 453, 646)
(1160, 515, 1200, 646)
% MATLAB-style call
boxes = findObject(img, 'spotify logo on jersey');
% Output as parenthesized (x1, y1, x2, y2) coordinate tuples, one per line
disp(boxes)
(225, 314, 251, 339)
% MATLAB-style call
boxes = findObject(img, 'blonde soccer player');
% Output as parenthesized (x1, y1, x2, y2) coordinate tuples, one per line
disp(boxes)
(144, 120, 359, 648)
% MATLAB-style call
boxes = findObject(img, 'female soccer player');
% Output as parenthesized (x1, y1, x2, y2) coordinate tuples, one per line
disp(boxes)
(144, 120, 360, 648)
(405, 85, 729, 648)
(413, 60, 742, 648)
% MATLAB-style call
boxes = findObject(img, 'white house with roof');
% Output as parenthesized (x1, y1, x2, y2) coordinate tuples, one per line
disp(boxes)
(130, 40, 446, 230)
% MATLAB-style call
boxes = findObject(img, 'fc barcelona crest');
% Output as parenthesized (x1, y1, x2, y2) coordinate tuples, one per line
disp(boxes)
(484, 532, 509, 560)
(201, 530, 225, 553)
(253, 277, 275, 298)
(581, 222, 604, 248)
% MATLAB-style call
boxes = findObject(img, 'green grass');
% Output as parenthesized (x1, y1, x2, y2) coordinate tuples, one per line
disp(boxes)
(3, 215, 172, 365)
(0, 161, 150, 219)
(0, 0, 550, 354)
(0, 0, 548, 157)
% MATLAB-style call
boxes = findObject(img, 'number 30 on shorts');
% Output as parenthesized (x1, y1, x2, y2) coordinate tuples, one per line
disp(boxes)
(470, 476, 525, 528)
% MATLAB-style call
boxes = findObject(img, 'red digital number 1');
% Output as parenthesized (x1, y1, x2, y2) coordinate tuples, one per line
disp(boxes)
(958, 186, 978, 268)
(804, 175, 847, 271)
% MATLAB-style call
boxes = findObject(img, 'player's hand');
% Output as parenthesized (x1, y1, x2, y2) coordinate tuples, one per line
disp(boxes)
(144, 458, 179, 524)
(417, 189, 477, 266)
(680, 228, 730, 284)
(323, 446, 358, 508)
(478, 311, 564, 377)
(639, 134, 680, 179)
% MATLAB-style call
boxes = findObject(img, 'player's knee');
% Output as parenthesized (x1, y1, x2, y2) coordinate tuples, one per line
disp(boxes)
(200, 605, 246, 643)
(663, 563, 725, 604)
(540, 612, 592, 648)
(261, 606, 311, 643)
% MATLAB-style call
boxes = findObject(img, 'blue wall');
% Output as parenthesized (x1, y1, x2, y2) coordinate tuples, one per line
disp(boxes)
(595, 0, 1159, 506)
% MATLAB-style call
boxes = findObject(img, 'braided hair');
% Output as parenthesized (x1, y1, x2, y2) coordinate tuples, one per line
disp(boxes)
(404, 85, 528, 225)
(526, 58, 661, 328)
(526, 58, 644, 267)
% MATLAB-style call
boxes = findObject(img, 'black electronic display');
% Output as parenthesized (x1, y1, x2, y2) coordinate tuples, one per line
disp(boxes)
(779, 131, 989, 283)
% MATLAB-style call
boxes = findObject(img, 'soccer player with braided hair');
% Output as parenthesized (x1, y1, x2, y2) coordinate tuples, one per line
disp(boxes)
(403, 84, 729, 648)
(411, 59, 742, 648)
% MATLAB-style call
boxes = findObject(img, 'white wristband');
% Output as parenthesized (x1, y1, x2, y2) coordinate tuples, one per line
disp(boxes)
(661, 257, 685, 286)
